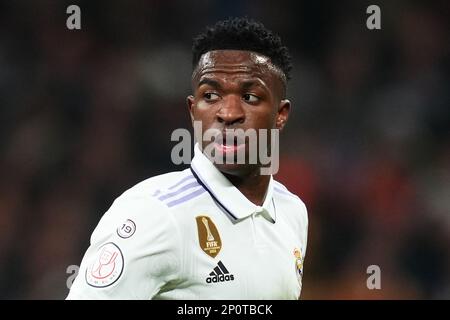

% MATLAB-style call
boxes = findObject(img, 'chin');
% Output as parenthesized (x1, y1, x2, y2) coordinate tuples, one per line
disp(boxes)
(214, 163, 259, 177)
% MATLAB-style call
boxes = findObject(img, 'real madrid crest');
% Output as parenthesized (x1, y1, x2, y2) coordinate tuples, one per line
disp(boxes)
(196, 215, 222, 258)
(294, 247, 304, 282)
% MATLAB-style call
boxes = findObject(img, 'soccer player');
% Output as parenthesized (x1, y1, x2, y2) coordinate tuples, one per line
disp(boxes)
(67, 17, 308, 300)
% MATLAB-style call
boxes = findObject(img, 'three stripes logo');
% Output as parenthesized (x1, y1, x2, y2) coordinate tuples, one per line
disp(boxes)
(206, 261, 235, 283)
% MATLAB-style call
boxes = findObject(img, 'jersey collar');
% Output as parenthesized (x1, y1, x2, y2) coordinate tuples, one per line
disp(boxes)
(190, 143, 276, 223)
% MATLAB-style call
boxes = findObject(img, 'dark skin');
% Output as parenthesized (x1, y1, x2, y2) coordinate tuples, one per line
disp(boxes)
(187, 50, 291, 206)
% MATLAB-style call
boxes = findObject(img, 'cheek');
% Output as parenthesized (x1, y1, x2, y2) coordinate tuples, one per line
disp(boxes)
(247, 106, 278, 129)
(194, 99, 220, 112)
(271, 104, 281, 127)
(192, 102, 215, 126)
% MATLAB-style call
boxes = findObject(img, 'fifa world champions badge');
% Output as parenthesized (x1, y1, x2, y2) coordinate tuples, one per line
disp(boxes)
(196, 216, 222, 258)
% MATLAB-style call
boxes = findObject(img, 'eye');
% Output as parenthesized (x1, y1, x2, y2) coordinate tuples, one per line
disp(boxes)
(243, 93, 259, 103)
(204, 92, 220, 102)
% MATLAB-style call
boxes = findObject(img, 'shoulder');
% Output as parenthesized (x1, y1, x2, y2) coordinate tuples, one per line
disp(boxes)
(91, 169, 194, 242)
(273, 180, 307, 210)
(68, 170, 193, 299)
(120, 169, 194, 200)
(112, 168, 201, 212)
(272, 179, 308, 226)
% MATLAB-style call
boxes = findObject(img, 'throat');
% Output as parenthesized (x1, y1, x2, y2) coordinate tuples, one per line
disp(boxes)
(223, 172, 270, 206)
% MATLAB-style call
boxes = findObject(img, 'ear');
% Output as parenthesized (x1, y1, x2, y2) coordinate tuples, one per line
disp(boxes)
(186, 95, 195, 124)
(275, 99, 291, 131)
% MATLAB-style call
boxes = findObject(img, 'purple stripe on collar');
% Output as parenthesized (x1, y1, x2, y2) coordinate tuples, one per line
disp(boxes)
(166, 187, 207, 207)
(158, 181, 200, 201)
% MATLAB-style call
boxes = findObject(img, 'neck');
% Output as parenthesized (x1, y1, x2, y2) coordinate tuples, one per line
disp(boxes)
(223, 170, 271, 206)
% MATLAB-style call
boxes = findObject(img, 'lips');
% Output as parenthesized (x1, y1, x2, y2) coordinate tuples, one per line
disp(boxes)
(213, 131, 245, 154)
(215, 143, 242, 153)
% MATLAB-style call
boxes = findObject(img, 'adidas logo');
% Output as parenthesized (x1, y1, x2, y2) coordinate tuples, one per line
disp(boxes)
(206, 261, 235, 283)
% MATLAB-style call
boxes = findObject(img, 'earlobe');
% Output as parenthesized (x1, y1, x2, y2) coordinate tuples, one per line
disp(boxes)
(276, 99, 291, 130)
(187, 95, 194, 110)
(276, 118, 286, 130)
(187, 95, 195, 123)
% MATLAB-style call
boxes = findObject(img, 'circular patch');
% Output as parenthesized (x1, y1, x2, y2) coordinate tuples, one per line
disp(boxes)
(86, 242, 124, 288)
(117, 219, 136, 239)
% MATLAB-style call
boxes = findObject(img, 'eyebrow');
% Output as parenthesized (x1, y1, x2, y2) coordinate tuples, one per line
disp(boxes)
(197, 78, 222, 89)
(197, 78, 268, 92)
(240, 80, 267, 91)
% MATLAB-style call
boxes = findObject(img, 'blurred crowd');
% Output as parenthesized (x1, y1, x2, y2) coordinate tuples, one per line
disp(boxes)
(0, 0, 448, 299)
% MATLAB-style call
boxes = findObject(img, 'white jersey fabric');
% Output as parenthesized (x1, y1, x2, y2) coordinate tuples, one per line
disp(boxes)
(67, 144, 308, 300)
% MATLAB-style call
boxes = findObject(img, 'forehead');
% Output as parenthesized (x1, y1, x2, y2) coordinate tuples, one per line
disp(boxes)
(193, 50, 285, 87)
(198, 50, 270, 69)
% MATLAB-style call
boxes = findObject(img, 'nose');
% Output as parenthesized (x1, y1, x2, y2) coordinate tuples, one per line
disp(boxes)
(216, 95, 245, 126)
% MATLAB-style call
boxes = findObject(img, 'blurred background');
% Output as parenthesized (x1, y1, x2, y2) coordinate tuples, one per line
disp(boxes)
(0, 0, 448, 299)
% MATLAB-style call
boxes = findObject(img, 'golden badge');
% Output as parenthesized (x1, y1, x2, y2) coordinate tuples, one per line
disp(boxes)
(196, 215, 222, 258)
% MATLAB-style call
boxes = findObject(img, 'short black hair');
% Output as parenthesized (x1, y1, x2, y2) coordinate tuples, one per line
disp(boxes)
(192, 17, 292, 81)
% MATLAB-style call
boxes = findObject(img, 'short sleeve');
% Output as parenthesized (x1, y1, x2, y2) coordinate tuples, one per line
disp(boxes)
(66, 194, 182, 299)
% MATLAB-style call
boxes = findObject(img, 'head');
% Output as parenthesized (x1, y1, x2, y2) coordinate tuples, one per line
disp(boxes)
(187, 17, 292, 177)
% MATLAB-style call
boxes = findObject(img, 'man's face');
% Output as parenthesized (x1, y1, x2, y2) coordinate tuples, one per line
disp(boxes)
(187, 50, 290, 176)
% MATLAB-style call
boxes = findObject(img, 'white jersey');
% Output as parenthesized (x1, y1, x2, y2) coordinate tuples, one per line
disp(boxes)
(67, 144, 308, 300)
